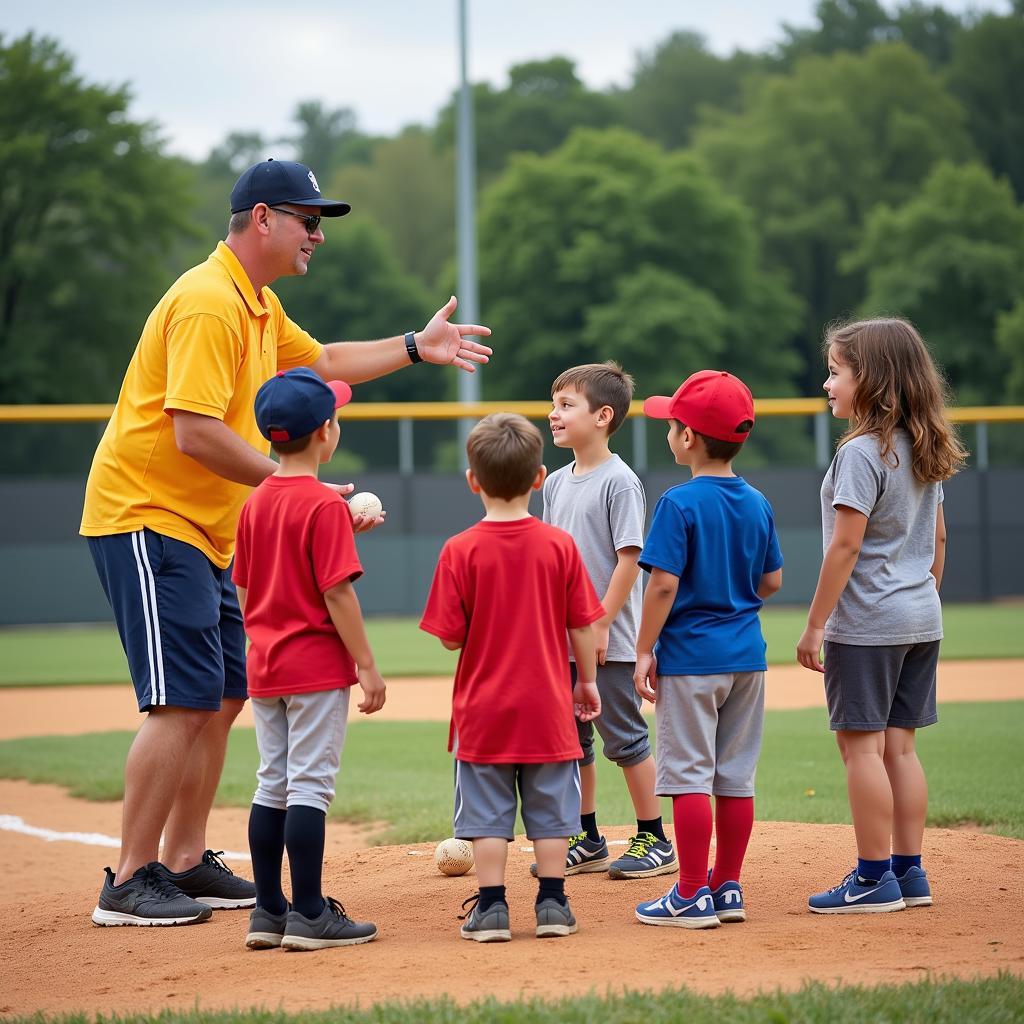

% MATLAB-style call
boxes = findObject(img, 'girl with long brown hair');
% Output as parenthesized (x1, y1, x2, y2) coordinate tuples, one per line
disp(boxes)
(797, 318, 967, 915)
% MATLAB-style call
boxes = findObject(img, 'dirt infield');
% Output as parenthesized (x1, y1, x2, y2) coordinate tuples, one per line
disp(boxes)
(1, 659, 1022, 740)
(1, 667, 1022, 1015)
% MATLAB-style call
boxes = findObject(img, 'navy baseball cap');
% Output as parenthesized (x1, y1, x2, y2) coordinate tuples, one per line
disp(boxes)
(254, 368, 353, 443)
(230, 159, 351, 216)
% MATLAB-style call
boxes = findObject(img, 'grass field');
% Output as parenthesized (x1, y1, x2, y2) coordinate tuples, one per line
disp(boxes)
(5, 975, 1023, 1024)
(1, 701, 1020, 842)
(1, 603, 1022, 686)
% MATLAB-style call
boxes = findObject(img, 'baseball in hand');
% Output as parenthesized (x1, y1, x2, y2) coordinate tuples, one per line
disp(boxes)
(348, 491, 383, 520)
(434, 837, 474, 876)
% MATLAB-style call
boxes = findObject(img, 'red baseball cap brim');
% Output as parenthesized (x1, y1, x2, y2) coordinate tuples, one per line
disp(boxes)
(642, 395, 674, 419)
(328, 380, 353, 409)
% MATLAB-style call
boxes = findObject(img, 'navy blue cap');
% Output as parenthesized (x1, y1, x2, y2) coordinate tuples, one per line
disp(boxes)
(254, 368, 353, 443)
(230, 159, 351, 216)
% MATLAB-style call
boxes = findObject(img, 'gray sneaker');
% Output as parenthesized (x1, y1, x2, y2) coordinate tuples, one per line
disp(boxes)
(280, 897, 378, 951)
(92, 864, 213, 927)
(608, 832, 678, 879)
(158, 850, 256, 909)
(535, 897, 578, 938)
(459, 894, 511, 942)
(245, 904, 290, 949)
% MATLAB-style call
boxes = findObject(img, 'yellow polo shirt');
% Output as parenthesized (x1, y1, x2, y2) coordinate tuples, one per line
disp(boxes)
(81, 242, 323, 568)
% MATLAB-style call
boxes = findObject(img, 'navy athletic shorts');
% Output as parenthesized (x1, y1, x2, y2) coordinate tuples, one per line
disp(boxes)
(87, 529, 247, 712)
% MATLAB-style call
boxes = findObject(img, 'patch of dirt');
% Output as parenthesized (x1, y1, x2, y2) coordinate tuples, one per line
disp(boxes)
(0, 807, 1020, 1016)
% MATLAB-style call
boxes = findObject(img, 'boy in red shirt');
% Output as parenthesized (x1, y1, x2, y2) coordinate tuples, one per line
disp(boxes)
(233, 368, 386, 952)
(420, 413, 604, 942)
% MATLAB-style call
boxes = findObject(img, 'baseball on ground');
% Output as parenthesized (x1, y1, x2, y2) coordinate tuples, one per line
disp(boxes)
(434, 837, 474, 876)
(348, 491, 383, 520)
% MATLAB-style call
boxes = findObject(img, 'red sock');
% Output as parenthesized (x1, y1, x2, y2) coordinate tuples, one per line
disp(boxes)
(710, 796, 754, 890)
(672, 794, 712, 899)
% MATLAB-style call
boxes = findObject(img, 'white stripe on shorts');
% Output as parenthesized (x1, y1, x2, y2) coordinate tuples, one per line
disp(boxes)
(131, 530, 166, 706)
(453, 760, 465, 829)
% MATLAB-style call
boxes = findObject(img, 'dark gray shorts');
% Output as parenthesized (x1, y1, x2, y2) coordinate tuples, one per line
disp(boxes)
(453, 760, 581, 840)
(571, 662, 651, 768)
(823, 640, 940, 732)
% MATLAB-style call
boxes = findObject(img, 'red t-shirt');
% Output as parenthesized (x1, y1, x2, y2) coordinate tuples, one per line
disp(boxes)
(419, 517, 604, 764)
(233, 475, 363, 698)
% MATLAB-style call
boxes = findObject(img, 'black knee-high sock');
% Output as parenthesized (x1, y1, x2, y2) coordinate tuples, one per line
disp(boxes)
(285, 805, 327, 919)
(247, 803, 288, 914)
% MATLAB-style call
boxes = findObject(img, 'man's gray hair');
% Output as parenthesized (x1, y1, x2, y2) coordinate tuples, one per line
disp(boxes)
(228, 209, 252, 235)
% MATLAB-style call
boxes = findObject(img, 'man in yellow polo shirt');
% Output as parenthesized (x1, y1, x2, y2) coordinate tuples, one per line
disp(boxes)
(81, 159, 492, 926)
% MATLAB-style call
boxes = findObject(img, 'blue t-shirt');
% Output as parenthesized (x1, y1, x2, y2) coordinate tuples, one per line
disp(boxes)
(639, 476, 783, 674)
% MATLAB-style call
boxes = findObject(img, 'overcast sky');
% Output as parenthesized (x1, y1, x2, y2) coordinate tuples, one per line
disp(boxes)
(2, 1, 1010, 161)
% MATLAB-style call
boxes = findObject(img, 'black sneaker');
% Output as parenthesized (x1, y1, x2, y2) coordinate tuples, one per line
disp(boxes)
(159, 850, 256, 909)
(92, 864, 213, 927)
(246, 904, 290, 949)
(280, 897, 378, 951)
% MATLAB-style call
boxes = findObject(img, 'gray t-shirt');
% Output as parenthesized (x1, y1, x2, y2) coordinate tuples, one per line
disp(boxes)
(822, 431, 943, 645)
(543, 453, 645, 662)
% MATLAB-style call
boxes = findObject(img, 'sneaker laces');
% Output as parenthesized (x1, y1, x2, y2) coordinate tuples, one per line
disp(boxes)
(143, 865, 188, 901)
(458, 893, 480, 921)
(624, 831, 658, 858)
(567, 831, 588, 850)
(324, 896, 355, 924)
(826, 869, 859, 895)
(201, 850, 235, 875)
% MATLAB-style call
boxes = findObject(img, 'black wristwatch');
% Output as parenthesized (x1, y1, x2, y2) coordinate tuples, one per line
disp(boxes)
(404, 331, 422, 364)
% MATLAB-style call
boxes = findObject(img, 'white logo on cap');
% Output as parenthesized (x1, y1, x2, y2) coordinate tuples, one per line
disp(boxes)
(307, 170, 321, 193)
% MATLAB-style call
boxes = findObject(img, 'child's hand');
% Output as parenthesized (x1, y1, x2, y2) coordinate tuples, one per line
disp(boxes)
(357, 666, 387, 713)
(573, 679, 601, 722)
(797, 626, 825, 673)
(350, 510, 387, 534)
(634, 652, 658, 703)
(594, 619, 610, 666)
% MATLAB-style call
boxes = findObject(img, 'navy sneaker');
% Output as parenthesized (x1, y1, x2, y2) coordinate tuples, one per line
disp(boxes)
(608, 832, 677, 879)
(709, 878, 746, 923)
(894, 865, 933, 907)
(808, 869, 906, 914)
(635, 883, 720, 929)
(530, 832, 609, 878)
(459, 893, 511, 942)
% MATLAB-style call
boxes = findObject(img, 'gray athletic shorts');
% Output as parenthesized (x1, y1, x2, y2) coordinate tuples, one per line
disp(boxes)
(571, 661, 651, 768)
(654, 673, 765, 797)
(251, 688, 350, 813)
(823, 640, 940, 732)
(453, 760, 581, 840)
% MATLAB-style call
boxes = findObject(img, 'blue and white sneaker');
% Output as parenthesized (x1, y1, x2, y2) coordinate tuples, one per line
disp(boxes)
(608, 832, 677, 879)
(709, 878, 746, 923)
(530, 832, 609, 878)
(894, 865, 933, 907)
(808, 869, 906, 914)
(635, 883, 720, 929)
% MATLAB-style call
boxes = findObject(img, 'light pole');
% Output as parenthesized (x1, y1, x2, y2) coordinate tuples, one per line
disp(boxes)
(456, 0, 479, 463)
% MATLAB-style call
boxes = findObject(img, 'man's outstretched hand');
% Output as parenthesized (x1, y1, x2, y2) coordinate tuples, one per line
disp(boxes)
(414, 296, 492, 372)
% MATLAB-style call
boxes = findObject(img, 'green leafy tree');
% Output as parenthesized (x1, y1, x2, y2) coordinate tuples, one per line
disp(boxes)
(843, 162, 1024, 404)
(617, 31, 763, 151)
(0, 33, 194, 403)
(996, 300, 1024, 402)
(283, 100, 374, 178)
(695, 43, 973, 392)
(436, 57, 616, 179)
(332, 128, 455, 291)
(477, 129, 802, 406)
(272, 218, 434, 402)
(947, 13, 1024, 201)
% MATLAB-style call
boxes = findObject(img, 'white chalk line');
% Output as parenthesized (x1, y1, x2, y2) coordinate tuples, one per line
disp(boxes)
(0, 815, 250, 860)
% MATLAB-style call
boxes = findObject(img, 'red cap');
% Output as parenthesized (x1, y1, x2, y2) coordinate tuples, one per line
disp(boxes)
(643, 370, 755, 443)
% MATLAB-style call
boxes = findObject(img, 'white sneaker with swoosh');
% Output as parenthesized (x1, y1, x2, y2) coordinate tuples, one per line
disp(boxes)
(808, 869, 906, 914)
(636, 883, 721, 928)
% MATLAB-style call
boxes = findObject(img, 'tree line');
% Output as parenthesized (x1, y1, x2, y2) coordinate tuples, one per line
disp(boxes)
(2, 0, 1023, 425)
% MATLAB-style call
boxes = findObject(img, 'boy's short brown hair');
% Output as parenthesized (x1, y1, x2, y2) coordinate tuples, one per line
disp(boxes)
(551, 361, 634, 435)
(466, 413, 543, 500)
(270, 433, 315, 456)
(670, 419, 750, 462)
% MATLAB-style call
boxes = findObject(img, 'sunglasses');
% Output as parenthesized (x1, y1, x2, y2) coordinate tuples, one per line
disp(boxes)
(269, 207, 322, 234)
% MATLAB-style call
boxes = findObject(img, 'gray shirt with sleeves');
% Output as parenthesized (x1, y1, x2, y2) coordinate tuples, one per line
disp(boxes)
(543, 453, 645, 662)
(822, 431, 943, 645)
